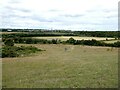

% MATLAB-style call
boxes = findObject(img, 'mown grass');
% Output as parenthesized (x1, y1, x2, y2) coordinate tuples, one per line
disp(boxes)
(2, 44, 118, 88)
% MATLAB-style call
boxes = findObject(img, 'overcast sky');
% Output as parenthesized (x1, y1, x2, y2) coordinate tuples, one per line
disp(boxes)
(0, 0, 119, 31)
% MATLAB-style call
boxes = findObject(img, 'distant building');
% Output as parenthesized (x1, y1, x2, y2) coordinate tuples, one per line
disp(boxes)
(7, 29, 12, 32)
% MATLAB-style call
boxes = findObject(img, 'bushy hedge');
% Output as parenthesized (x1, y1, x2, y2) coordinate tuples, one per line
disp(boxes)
(2, 46, 42, 58)
(2, 37, 120, 47)
(65, 38, 120, 47)
(3, 37, 61, 44)
(2, 33, 76, 38)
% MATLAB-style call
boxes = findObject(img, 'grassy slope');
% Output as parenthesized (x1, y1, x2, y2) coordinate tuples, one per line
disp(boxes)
(2, 44, 118, 88)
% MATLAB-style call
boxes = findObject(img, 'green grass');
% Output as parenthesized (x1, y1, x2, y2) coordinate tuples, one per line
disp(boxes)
(2, 44, 118, 88)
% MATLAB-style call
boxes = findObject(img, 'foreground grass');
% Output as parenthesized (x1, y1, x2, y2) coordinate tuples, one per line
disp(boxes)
(2, 44, 118, 88)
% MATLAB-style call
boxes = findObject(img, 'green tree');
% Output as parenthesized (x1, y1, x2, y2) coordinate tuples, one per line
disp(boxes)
(68, 37, 75, 44)
(52, 39, 57, 44)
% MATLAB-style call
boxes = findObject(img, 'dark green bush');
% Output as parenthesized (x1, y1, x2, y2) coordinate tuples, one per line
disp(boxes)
(66, 37, 75, 44)
(2, 46, 42, 58)
(2, 46, 19, 58)
(4, 38, 14, 46)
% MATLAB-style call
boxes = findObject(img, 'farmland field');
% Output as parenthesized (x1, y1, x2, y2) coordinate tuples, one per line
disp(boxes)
(103, 40, 119, 43)
(0, 32, 26, 34)
(33, 36, 115, 41)
(2, 44, 118, 88)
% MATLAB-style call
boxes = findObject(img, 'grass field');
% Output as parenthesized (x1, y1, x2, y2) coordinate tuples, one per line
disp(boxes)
(0, 32, 26, 34)
(103, 40, 119, 43)
(33, 36, 115, 41)
(2, 44, 118, 88)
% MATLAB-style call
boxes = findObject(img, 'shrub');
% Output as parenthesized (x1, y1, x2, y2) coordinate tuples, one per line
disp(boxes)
(4, 38, 14, 46)
(52, 39, 57, 44)
(2, 46, 18, 58)
(2, 46, 42, 58)
(66, 37, 75, 44)
(113, 41, 120, 47)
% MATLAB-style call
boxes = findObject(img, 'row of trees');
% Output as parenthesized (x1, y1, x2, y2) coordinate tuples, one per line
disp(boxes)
(2, 33, 76, 38)
(2, 37, 61, 44)
(2, 37, 120, 47)
(2, 31, 120, 38)
(74, 31, 120, 38)
(1, 29, 120, 38)
(66, 38, 120, 47)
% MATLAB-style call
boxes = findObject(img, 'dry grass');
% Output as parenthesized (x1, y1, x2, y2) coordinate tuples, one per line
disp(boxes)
(33, 36, 114, 41)
(103, 40, 120, 43)
(2, 44, 118, 88)
(0, 32, 26, 34)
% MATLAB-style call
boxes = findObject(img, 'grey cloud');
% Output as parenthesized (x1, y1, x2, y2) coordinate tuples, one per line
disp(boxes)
(16, 8, 31, 13)
(23, 14, 55, 23)
(4, 6, 31, 13)
(1, 5, 32, 21)
(1, 0, 117, 31)
(87, 8, 117, 13)
(48, 9, 63, 12)
(106, 15, 117, 18)
(31, 16, 52, 22)
(61, 14, 85, 17)
(3, 6, 54, 23)
(8, 0, 21, 4)
(2, 6, 53, 23)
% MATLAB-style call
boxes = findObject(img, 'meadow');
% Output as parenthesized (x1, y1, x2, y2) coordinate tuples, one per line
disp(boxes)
(2, 44, 118, 88)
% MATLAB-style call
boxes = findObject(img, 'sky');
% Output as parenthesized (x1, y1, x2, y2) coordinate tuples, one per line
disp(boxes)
(0, 0, 119, 31)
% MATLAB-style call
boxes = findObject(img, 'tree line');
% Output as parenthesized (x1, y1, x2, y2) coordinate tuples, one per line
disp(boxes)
(74, 31, 120, 38)
(2, 37, 120, 47)
(2, 33, 76, 38)
(2, 31, 120, 38)
(0, 29, 120, 38)
(66, 38, 120, 47)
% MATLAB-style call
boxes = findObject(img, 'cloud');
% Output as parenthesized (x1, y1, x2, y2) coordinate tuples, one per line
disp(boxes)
(61, 14, 85, 18)
(0, 0, 119, 31)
